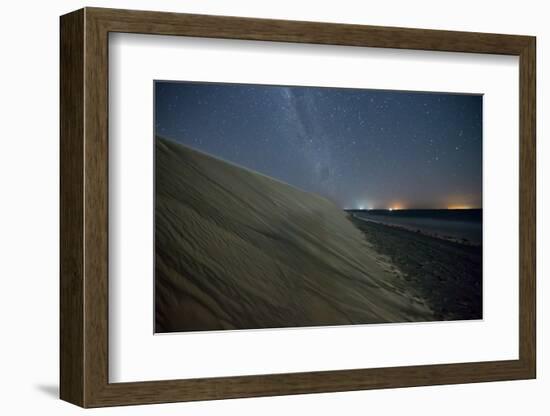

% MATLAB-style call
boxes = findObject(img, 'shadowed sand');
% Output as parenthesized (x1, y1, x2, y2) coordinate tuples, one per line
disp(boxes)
(155, 137, 434, 332)
(349, 216, 482, 321)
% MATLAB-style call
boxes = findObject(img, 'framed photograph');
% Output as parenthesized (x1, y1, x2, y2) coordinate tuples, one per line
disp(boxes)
(60, 7, 536, 407)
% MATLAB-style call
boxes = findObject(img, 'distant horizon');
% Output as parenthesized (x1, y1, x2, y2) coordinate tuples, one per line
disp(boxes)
(155, 81, 482, 210)
(345, 207, 482, 211)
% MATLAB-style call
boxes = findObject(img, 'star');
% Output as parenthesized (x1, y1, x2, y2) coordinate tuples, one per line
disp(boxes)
(155, 81, 482, 209)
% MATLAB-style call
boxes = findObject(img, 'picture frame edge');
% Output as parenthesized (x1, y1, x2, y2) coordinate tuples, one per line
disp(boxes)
(59, 7, 537, 408)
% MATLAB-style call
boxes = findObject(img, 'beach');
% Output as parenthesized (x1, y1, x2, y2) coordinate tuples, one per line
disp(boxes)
(349, 215, 482, 321)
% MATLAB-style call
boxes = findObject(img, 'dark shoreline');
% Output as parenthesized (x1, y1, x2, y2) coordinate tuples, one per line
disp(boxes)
(351, 214, 481, 247)
(347, 209, 482, 246)
(349, 215, 482, 321)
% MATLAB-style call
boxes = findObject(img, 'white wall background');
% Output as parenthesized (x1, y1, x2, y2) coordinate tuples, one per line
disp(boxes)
(0, 0, 545, 414)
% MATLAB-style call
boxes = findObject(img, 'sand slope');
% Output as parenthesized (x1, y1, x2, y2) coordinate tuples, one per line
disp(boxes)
(155, 137, 433, 332)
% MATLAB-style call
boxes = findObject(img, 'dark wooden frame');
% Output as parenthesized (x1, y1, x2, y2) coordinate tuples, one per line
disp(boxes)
(60, 7, 536, 408)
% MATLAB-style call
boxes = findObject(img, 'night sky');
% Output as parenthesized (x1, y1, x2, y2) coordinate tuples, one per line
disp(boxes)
(155, 81, 482, 210)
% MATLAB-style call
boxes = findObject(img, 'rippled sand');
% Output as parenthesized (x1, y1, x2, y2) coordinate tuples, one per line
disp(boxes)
(155, 137, 433, 333)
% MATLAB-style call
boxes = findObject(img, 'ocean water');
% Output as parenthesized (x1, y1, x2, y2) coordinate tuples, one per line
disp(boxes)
(348, 209, 482, 245)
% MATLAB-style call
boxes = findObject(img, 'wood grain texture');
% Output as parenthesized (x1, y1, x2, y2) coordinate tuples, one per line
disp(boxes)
(518, 38, 536, 376)
(89, 7, 532, 54)
(59, 7, 537, 408)
(59, 8, 84, 407)
(83, 10, 110, 406)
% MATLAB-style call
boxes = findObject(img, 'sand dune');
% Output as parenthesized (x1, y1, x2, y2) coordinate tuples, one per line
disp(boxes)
(155, 137, 433, 332)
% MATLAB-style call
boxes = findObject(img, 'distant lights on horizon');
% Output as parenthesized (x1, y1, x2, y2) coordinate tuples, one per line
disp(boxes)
(353, 205, 476, 211)
(355, 206, 401, 211)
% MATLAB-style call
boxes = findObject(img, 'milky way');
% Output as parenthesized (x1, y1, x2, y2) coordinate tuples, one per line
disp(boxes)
(155, 81, 482, 209)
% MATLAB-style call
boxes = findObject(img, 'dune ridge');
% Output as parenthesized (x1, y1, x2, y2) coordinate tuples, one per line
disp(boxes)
(155, 137, 434, 332)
